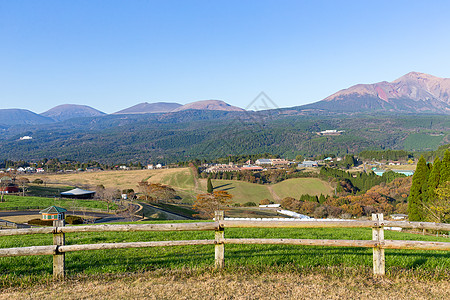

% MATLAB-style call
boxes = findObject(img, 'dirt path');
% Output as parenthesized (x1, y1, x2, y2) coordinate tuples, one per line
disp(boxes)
(267, 185, 281, 202)
(189, 168, 201, 194)
(139, 202, 192, 220)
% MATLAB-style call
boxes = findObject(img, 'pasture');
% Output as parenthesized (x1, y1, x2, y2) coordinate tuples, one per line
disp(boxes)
(0, 221, 448, 288)
(26, 168, 334, 205)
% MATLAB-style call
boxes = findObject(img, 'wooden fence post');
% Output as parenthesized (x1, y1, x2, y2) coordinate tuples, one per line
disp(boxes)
(215, 211, 224, 269)
(53, 219, 65, 280)
(372, 213, 385, 276)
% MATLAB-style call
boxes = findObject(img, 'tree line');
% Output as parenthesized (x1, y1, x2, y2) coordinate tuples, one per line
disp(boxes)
(408, 150, 450, 223)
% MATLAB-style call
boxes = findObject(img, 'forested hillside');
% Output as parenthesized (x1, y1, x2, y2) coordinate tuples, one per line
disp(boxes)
(0, 111, 449, 164)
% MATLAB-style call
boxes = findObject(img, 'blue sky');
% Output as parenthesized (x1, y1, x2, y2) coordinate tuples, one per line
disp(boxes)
(1, 0, 450, 113)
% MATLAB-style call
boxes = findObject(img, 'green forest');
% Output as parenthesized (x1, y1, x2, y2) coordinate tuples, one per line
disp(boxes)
(0, 112, 449, 164)
(408, 150, 450, 223)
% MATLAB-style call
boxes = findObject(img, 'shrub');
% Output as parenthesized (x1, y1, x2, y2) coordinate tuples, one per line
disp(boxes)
(28, 215, 84, 226)
(259, 199, 270, 205)
(66, 215, 83, 224)
(243, 202, 257, 207)
(32, 179, 44, 184)
(28, 218, 54, 226)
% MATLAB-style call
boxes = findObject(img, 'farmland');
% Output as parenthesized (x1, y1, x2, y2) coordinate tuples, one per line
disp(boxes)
(26, 168, 333, 205)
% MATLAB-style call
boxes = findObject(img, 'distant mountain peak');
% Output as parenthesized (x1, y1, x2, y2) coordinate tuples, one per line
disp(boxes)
(0, 109, 54, 125)
(41, 104, 105, 122)
(171, 100, 245, 112)
(114, 102, 182, 114)
(314, 72, 450, 114)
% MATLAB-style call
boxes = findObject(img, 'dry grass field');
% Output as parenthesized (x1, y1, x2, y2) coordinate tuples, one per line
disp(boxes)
(27, 168, 191, 191)
(1, 269, 448, 300)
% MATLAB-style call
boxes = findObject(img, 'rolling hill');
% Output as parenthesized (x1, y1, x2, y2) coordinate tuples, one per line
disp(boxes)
(172, 100, 245, 112)
(41, 104, 105, 122)
(0, 109, 54, 125)
(114, 102, 182, 114)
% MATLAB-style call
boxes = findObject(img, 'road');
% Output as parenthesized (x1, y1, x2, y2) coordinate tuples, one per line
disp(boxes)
(139, 202, 195, 220)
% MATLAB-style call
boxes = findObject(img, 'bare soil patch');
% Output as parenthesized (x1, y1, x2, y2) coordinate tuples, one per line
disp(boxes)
(0, 215, 37, 223)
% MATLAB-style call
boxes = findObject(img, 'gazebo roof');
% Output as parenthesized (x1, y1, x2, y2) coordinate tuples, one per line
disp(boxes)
(39, 206, 68, 214)
(61, 188, 95, 196)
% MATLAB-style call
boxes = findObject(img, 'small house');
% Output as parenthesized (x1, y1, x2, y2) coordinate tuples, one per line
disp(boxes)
(39, 206, 67, 221)
(298, 160, 319, 168)
(255, 159, 272, 165)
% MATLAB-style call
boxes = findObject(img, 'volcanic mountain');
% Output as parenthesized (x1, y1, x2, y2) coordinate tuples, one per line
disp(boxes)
(0, 109, 54, 125)
(171, 100, 245, 112)
(114, 102, 182, 114)
(302, 72, 450, 114)
(41, 104, 105, 122)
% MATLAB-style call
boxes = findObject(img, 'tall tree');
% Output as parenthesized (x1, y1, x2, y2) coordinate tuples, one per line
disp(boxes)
(427, 157, 441, 208)
(439, 150, 450, 186)
(408, 156, 430, 221)
(424, 181, 450, 223)
(193, 191, 233, 219)
(207, 177, 213, 193)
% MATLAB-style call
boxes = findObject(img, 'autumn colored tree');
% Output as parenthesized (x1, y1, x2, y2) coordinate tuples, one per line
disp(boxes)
(259, 198, 271, 205)
(193, 190, 233, 219)
(138, 182, 177, 203)
(281, 197, 302, 211)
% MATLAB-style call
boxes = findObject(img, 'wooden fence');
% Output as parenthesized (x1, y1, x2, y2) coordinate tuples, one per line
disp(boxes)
(0, 212, 449, 280)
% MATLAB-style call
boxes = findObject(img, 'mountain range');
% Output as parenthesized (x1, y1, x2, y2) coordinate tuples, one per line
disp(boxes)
(1, 72, 450, 126)
(302, 72, 450, 114)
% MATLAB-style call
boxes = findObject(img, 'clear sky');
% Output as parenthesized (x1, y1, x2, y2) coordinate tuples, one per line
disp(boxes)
(1, 0, 450, 114)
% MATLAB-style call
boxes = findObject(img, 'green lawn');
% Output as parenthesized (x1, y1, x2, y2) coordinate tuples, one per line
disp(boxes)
(209, 179, 274, 204)
(272, 178, 333, 199)
(0, 195, 115, 211)
(26, 184, 74, 197)
(206, 178, 333, 205)
(160, 168, 196, 190)
(0, 221, 448, 286)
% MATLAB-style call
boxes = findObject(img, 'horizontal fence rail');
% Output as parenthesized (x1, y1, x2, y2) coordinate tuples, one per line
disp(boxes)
(0, 213, 449, 280)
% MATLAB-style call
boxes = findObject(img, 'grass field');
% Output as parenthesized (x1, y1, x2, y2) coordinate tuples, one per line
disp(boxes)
(203, 178, 333, 204)
(0, 221, 448, 289)
(205, 179, 275, 204)
(0, 195, 114, 211)
(26, 169, 188, 191)
(272, 178, 334, 199)
(30, 169, 334, 206)
(403, 133, 445, 151)
(2, 269, 449, 299)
